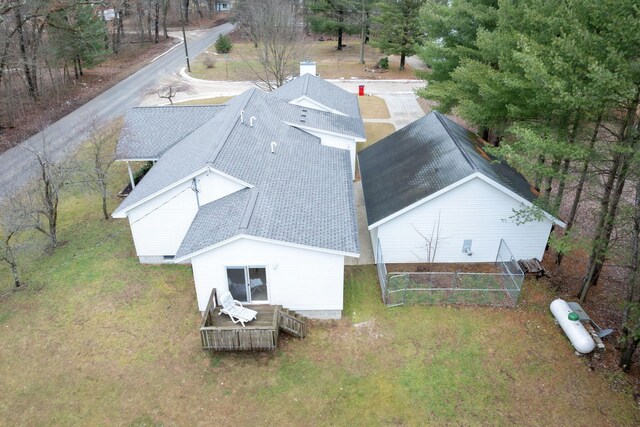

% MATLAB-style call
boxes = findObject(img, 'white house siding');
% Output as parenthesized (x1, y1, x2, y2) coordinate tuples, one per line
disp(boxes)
(301, 128, 357, 180)
(191, 238, 345, 318)
(194, 170, 246, 206)
(374, 178, 553, 263)
(370, 227, 379, 261)
(127, 172, 245, 262)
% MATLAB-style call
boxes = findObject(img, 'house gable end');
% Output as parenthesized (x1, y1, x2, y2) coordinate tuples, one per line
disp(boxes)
(369, 174, 563, 230)
(113, 166, 251, 218)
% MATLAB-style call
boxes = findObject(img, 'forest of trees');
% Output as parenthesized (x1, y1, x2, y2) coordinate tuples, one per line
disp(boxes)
(0, 0, 225, 149)
(303, 0, 425, 67)
(418, 0, 640, 369)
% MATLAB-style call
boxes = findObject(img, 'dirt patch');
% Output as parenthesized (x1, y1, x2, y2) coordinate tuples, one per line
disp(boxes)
(542, 249, 640, 397)
(387, 262, 502, 274)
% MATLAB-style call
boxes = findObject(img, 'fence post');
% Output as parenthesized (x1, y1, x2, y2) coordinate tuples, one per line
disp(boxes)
(403, 274, 409, 305)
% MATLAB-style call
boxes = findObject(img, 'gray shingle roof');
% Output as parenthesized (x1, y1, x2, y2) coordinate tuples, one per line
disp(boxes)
(116, 105, 225, 159)
(272, 73, 362, 118)
(359, 111, 540, 226)
(115, 87, 359, 256)
(113, 90, 256, 213)
(282, 102, 365, 140)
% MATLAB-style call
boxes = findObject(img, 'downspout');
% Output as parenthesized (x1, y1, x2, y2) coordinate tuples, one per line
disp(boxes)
(127, 162, 135, 189)
(191, 178, 200, 208)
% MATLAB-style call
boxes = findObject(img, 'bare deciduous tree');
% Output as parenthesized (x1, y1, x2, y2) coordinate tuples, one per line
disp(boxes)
(235, 0, 307, 90)
(411, 212, 446, 263)
(148, 75, 195, 104)
(81, 116, 120, 220)
(0, 190, 30, 288)
(23, 128, 73, 248)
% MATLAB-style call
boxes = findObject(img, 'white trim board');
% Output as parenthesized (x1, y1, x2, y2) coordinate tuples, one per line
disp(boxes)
(282, 121, 365, 142)
(174, 234, 360, 263)
(290, 95, 347, 116)
(112, 166, 253, 218)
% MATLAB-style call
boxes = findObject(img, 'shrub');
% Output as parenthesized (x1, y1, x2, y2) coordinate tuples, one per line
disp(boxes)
(378, 57, 389, 70)
(203, 54, 216, 69)
(215, 34, 233, 54)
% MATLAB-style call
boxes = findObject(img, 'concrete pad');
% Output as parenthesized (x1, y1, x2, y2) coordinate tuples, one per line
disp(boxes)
(377, 92, 425, 129)
(346, 179, 375, 265)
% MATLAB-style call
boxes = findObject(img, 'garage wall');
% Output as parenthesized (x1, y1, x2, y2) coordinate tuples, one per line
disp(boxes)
(375, 178, 553, 263)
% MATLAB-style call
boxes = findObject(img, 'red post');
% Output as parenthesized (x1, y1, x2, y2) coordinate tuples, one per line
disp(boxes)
(358, 85, 365, 96)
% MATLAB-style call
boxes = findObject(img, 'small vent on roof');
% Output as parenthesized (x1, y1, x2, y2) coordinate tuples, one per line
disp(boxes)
(270, 141, 277, 154)
(240, 109, 245, 123)
(302, 109, 307, 112)
(250, 116, 256, 127)
(300, 119, 306, 123)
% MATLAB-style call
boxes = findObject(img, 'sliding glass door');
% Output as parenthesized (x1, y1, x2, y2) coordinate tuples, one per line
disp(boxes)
(226, 266, 268, 303)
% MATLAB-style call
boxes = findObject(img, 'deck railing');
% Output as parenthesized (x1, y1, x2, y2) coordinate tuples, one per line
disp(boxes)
(278, 308, 307, 338)
(199, 289, 307, 351)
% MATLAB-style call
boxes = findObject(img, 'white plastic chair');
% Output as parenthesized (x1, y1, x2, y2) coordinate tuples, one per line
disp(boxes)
(218, 291, 258, 327)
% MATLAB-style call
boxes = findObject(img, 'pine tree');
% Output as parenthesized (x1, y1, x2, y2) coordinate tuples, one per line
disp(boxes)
(48, 2, 108, 79)
(418, 0, 640, 300)
(215, 34, 233, 54)
(306, 0, 359, 50)
(372, 0, 426, 71)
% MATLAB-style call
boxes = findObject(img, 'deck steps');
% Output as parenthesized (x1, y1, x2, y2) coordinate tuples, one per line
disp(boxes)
(278, 308, 308, 338)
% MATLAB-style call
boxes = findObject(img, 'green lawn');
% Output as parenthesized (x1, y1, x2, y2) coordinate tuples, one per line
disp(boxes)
(1, 126, 639, 425)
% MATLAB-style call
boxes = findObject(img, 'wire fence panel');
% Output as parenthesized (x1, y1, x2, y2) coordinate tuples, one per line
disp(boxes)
(380, 239, 524, 308)
(375, 239, 389, 305)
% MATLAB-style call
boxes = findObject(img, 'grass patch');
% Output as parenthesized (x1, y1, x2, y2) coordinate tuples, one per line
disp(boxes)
(1, 130, 639, 425)
(359, 123, 396, 151)
(358, 96, 391, 119)
(189, 37, 419, 81)
(174, 96, 232, 106)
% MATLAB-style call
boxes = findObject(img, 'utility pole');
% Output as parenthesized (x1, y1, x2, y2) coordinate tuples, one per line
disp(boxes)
(179, 0, 191, 72)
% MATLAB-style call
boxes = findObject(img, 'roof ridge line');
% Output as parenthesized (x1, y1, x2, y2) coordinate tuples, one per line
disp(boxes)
(206, 89, 258, 165)
(302, 74, 310, 95)
(434, 112, 477, 171)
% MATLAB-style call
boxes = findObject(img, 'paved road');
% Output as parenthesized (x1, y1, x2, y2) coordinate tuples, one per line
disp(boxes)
(0, 23, 234, 197)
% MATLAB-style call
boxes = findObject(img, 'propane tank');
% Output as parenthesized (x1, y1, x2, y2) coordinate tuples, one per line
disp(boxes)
(550, 299, 596, 354)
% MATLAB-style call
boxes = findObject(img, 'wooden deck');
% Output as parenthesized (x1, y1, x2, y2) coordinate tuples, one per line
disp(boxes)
(200, 290, 307, 351)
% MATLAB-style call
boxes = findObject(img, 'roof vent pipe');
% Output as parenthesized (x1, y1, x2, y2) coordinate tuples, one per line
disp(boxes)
(270, 141, 277, 154)
(250, 116, 256, 127)
(240, 110, 245, 123)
